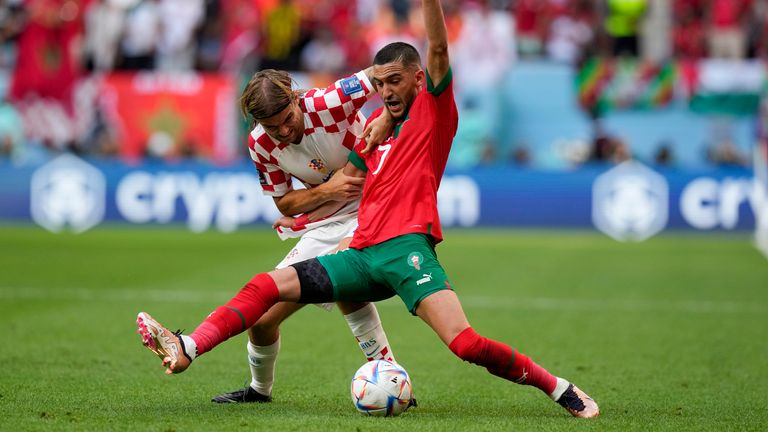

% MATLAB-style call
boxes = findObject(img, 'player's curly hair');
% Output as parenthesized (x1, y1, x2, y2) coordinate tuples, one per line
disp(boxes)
(373, 42, 421, 68)
(240, 69, 296, 123)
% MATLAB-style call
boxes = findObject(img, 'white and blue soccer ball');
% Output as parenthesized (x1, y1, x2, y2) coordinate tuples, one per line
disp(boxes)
(350, 359, 413, 417)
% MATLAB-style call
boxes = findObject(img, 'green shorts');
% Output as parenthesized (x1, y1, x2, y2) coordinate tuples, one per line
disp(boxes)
(317, 234, 453, 314)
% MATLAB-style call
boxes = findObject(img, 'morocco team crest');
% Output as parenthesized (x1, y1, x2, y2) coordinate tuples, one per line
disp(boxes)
(407, 252, 423, 270)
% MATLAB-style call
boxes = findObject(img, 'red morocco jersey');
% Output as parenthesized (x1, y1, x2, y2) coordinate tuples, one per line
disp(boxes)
(348, 68, 458, 249)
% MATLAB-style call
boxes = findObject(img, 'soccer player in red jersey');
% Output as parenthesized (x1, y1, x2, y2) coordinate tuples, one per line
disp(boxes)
(137, 0, 599, 418)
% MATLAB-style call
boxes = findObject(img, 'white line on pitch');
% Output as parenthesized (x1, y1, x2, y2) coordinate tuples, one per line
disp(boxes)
(0, 286, 765, 315)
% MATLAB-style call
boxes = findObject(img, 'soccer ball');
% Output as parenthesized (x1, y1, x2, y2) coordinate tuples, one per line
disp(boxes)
(350, 359, 413, 417)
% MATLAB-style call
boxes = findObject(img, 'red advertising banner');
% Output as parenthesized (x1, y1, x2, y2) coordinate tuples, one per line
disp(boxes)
(100, 73, 238, 164)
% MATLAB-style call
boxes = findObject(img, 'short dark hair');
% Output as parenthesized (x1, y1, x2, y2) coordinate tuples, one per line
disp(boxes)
(373, 42, 421, 67)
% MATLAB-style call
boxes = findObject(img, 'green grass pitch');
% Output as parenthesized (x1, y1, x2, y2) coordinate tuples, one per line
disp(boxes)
(1, 226, 766, 431)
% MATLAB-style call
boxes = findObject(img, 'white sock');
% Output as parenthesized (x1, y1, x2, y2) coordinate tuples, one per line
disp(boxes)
(550, 377, 571, 401)
(180, 335, 197, 361)
(247, 338, 280, 396)
(344, 303, 396, 363)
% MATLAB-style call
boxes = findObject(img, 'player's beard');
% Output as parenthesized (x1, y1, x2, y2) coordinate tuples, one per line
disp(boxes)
(384, 97, 404, 120)
(386, 95, 415, 121)
(389, 86, 420, 120)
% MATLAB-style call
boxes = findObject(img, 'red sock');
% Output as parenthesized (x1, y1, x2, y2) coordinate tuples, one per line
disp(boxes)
(191, 273, 279, 356)
(448, 327, 557, 395)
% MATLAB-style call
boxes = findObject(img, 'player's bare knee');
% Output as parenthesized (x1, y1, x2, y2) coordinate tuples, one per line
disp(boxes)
(267, 266, 301, 301)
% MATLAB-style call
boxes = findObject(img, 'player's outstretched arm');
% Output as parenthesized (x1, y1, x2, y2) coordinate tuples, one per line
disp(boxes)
(423, 0, 449, 86)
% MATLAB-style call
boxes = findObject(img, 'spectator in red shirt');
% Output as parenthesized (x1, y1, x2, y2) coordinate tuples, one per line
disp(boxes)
(673, 4, 707, 59)
(514, 0, 548, 57)
(706, 0, 753, 59)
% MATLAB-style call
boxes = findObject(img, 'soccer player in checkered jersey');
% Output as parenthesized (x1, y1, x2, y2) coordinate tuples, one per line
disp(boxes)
(209, 68, 401, 404)
(137, 0, 599, 418)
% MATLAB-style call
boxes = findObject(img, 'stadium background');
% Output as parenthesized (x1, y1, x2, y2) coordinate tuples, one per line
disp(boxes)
(0, 1, 767, 431)
(0, 0, 766, 241)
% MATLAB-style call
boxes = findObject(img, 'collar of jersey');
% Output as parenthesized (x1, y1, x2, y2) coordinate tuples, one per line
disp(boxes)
(393, 114, 410, 139)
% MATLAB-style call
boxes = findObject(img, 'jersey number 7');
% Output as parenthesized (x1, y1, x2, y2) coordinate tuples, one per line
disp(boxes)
(372, 144, 392, 175)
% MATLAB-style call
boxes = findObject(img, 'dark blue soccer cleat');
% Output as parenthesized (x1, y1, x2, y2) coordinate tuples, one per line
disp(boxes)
(212, 386, 272, 404)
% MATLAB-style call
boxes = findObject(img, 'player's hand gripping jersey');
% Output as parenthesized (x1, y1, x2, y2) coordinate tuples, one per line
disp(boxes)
(248, 70, 376, 235)
(348, 70, 458, 249)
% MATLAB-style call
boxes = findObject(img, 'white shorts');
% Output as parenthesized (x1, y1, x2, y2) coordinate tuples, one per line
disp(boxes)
(275, 217, 358, 311)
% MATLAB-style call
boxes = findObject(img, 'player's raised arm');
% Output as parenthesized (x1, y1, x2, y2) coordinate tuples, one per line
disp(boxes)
(423, 0, 450, 87)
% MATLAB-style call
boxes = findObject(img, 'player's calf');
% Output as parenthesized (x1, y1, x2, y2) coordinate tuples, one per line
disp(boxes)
(448, 327, 599, 417)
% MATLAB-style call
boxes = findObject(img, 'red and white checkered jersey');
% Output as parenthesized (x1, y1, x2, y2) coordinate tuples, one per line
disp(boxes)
(248, 70, 375, 212)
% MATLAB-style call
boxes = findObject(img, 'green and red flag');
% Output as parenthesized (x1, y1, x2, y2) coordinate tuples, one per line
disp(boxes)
(576, 58, 675, 115)
(100, 72, 238, 164)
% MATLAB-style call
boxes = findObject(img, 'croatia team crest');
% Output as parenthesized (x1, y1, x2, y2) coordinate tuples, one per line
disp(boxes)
(407, 252, 423, 270)
(308, 158, 327, 173)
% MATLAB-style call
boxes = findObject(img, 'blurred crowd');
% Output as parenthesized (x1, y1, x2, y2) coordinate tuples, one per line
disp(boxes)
(0, 0, 765, 167)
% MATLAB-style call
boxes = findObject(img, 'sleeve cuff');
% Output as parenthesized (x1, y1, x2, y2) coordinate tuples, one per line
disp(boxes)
(426, 67, 453, 97)
(348, 150, 368, 172)
(357, 70, 375, 97)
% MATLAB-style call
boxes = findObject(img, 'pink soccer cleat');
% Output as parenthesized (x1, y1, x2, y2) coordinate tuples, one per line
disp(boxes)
(136, 312, 192, 374)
